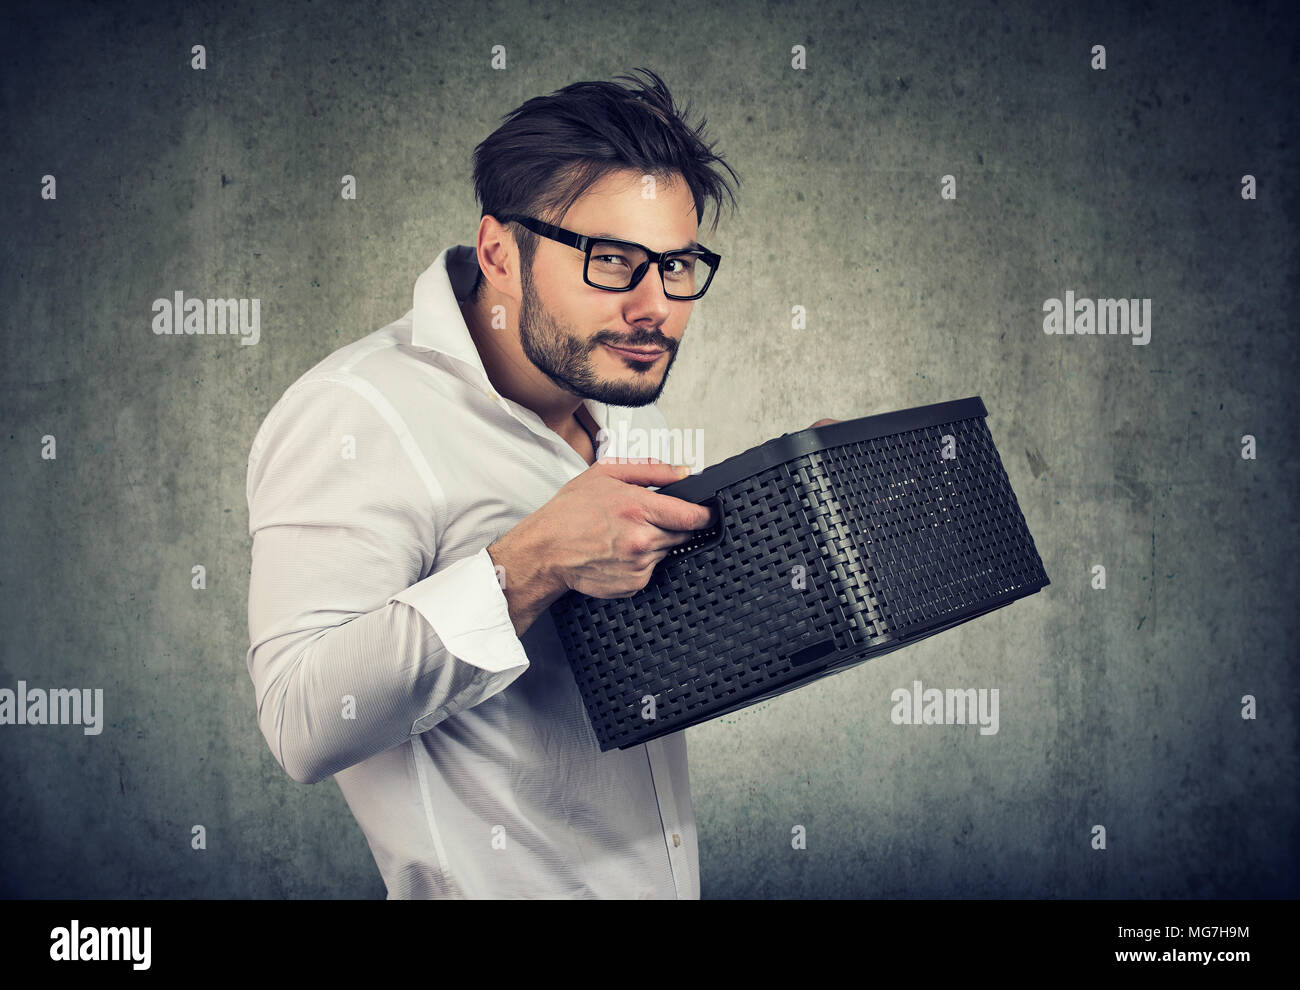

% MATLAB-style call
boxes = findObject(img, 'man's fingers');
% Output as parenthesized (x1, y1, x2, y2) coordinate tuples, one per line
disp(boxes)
(641, 527, 708, 553)
(640, 491, 719, 532)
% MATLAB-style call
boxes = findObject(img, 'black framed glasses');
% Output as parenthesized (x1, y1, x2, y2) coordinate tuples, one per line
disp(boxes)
(496, 214, 721, 301)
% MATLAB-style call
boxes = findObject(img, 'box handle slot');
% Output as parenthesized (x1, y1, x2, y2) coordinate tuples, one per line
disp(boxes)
(786, 637, 836, 667)
(666, 494, 726, 559)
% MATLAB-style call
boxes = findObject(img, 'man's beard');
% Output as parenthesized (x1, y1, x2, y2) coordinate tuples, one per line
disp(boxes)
(516, 257, 677, 407)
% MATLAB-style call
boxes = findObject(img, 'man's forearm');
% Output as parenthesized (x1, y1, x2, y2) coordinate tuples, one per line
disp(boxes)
(250, 599, 488, 784)
(488, 524, 568, 637)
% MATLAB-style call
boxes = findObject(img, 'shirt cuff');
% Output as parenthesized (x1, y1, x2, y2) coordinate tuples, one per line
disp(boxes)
(387, 547, 530, 675)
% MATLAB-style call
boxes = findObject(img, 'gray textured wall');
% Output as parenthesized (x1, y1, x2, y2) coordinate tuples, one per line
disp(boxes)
(1, 0, 1295, 898)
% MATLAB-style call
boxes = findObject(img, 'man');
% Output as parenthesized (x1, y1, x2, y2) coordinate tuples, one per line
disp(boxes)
(245, 67, 831, 899)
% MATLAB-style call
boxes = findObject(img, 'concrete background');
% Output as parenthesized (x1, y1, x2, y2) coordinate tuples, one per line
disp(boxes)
(1, 0, 1295, 898)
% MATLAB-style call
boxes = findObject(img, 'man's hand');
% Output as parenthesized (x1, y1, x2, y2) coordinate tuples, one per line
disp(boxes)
(542, 458, 718, 599)
(487, 458, 718, 633)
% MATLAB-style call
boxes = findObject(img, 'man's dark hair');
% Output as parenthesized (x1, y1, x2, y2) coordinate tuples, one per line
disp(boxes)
(466, 67, 740, 302)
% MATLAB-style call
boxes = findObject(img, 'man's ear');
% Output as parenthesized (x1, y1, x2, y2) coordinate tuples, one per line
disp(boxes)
(474, 215, 524, 300)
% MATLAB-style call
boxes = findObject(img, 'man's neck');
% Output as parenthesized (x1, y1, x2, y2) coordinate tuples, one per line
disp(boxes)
(459, 294, 585, 442)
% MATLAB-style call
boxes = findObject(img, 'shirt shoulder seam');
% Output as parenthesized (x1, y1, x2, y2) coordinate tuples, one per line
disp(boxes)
(250, 372, 450, 528)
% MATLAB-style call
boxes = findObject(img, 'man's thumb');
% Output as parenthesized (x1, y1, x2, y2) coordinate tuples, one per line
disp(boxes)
(596, 457, 690, 487)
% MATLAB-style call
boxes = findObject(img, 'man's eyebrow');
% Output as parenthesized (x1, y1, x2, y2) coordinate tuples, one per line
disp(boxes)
(592, 232, 703, 252)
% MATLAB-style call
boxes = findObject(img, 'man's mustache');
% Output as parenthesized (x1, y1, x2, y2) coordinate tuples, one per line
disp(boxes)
(596, 335, 675, 351)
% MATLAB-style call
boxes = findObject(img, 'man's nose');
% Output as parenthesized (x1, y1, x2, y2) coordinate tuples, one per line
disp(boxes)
(626, 264, 675, 312)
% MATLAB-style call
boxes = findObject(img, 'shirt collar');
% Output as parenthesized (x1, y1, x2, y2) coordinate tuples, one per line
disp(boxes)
(411, 245, 492, 379)
(410, 245, 611, 441)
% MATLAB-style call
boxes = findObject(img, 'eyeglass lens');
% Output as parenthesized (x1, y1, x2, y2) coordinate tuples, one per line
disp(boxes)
(587, 241, 713, 298)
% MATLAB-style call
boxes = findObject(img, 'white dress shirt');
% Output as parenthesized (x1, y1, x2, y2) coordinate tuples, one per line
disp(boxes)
(245, 245, 699, 899)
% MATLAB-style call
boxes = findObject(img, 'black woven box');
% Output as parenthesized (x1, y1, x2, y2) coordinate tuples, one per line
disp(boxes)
(549, 396, 1050, 751)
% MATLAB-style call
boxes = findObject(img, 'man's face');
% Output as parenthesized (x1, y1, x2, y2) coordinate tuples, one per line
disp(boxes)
(516, 170, 702, 407)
